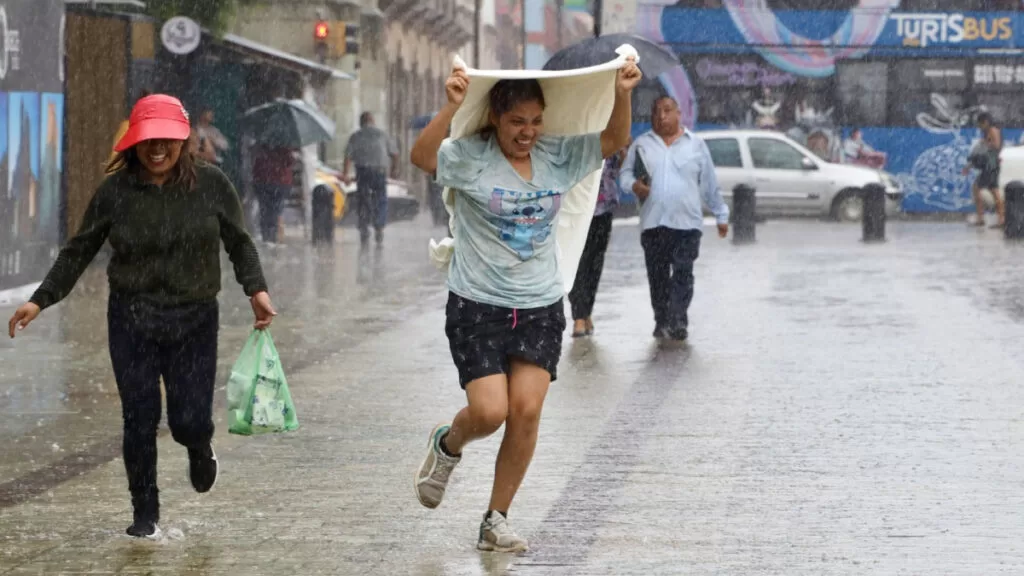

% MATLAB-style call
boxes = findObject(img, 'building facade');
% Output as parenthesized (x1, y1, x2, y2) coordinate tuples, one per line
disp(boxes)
(231, 0, 523, 194)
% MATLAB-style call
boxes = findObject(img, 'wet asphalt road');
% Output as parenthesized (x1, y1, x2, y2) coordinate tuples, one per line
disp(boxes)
(1, 216, 1024, 575)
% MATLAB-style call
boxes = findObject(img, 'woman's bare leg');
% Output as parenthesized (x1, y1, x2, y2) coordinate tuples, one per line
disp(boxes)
(488, 358, 550, 513)
(444, 374, 509, 454)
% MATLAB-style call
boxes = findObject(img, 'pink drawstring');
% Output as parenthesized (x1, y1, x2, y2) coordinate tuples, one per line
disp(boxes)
(512, 308, 518, 329)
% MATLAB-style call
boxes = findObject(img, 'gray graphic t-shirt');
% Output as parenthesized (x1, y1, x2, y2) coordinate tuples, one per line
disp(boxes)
(436, 132, 603, 309)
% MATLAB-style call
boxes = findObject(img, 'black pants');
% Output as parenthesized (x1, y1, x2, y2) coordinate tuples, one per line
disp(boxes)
(255, 183, 288, 242)
(107, 293, 219, 514)
(640, 227, 702, 333)
(569, 212, 613, 320)
(356, 167, 388, 237)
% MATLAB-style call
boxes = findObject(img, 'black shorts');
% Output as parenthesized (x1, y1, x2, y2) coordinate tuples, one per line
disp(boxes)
(977, 167, 1001, 190)
(445, 292, 566, 388)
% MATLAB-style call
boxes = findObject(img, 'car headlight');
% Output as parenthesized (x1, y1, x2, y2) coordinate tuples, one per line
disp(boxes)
(879, 172, 901, 195)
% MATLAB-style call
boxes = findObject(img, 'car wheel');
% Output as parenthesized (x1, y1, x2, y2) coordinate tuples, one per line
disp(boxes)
(831, 190, 864, 222)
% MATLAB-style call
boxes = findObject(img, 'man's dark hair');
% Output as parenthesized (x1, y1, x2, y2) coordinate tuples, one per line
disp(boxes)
(488, 79, 546, 117)
(977, 111, 994, 126)
(651, 95, 678, 117)
(360, 111, 374, 127)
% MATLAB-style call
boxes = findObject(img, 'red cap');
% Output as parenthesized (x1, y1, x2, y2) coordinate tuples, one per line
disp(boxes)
(114, 94, 192, 152)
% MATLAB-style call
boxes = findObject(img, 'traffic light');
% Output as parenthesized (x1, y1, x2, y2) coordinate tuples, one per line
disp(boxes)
(313, 20, 359, 60)
(314, 20, 330, 62)
(314, 21, 329, 40)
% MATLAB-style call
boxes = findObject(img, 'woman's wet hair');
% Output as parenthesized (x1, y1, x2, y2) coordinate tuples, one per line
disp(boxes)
(489, 79, 546, 117)
(106, 140, 198, 190)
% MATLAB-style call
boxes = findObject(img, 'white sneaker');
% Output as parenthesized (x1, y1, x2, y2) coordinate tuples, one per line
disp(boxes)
(477, 511, 529, 553)
(414, 423, 460, 508)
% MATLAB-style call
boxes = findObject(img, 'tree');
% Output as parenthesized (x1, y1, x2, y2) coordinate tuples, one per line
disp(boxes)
(145, 0, 262, 34)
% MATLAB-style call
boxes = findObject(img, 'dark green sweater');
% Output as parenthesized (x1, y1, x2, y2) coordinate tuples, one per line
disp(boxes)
(31, 164, 268, 310)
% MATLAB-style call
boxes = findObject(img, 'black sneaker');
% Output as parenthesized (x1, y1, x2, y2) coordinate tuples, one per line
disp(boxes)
(188, 444, 218, 493)
(126, 518, 161, 539)
(127, 492, 160, 539)
(375, 228, 384, 244)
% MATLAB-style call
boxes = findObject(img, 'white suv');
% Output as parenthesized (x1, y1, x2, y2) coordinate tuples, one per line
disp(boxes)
(697, 130, 903, 221)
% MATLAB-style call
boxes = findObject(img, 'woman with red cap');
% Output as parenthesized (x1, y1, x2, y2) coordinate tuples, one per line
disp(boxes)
(7, 94, 276, 539)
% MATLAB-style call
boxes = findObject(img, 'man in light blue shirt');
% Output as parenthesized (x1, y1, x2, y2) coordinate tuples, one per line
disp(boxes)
(620, 96, 729, 341)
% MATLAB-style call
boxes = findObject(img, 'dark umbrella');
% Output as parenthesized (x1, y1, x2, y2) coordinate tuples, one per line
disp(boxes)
(243, 99, 335, 148)
(543, 34, 677, 123)
(542, 33, 680, 78)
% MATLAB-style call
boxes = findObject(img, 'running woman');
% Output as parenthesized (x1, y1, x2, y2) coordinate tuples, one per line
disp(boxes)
(7, 94, 276, 539)
(409, 58, 641, 552)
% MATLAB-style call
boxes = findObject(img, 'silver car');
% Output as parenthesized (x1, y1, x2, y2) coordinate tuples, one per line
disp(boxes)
(697, 130, 903, 221)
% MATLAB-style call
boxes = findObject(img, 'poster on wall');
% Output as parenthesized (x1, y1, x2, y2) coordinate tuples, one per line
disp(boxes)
(0, 0, 65, 291)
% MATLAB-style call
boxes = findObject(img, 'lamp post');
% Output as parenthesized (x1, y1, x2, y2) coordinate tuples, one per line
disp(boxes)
(474, 0, 481, 67)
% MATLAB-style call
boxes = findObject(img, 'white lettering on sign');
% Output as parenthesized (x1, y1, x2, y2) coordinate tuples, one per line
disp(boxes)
(995, 64, 1014, 84)
(0, 6, 23, 81)
(975, 64, 994, 84)
(922, 69, 964, 78)
(891, 13, 965, 48)
(891, 12, 1014, 48)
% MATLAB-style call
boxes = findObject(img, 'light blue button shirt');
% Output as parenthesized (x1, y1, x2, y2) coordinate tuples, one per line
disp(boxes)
(619, 129, 729, 231)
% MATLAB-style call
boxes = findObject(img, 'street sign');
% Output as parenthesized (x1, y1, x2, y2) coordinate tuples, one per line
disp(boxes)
(161, 16, 201, 55)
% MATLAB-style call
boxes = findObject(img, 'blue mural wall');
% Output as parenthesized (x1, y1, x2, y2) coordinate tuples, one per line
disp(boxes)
(0, 0, 65, 290)
(628, 4, 1024, 213)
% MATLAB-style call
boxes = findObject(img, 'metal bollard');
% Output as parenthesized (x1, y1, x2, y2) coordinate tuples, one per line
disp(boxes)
(862, 183, 886, 243)
(1004, 181, 1024, 240)
(311, 186, 335, 245)
(732, 184, 756, 245)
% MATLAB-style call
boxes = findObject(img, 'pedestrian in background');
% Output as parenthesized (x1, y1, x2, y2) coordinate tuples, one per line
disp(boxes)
(344, 112, 398, 245)
(569, 144, 627, 338)
(964, 111, 1004, 228)
(251, 143, 295, 243)
(8, 94, 277, 539)
(196, 108, 230, 167)
(620, 96, 729, 341)
(409, 57, 641, 552)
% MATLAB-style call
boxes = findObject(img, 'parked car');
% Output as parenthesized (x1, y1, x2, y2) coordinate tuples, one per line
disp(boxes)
(999, 144, 1024, 195)
(696, 130, 903, 221)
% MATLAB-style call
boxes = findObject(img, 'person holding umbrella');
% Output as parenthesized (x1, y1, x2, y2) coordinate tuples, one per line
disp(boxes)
(251, 143, 296, 243)
(7, 94, 276, 539)
(243, 99, 336, 243)
(409, 54, 642, 552)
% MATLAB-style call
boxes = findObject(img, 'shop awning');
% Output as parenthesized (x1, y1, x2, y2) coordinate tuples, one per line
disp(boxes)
(221, 34, 355, 81)
(64, 0, 147, 7)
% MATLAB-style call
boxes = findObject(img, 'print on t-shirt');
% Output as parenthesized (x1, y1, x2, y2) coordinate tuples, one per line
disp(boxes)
(489, 187, 562, 260)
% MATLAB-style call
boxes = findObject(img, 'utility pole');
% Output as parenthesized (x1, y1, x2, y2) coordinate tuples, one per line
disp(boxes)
(521, 0, 527, 68)
(556, 0, 564, 51)
(474, 0, 481, 67)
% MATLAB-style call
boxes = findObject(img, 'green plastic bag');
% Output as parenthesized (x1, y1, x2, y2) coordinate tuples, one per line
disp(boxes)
(227, 330, 299, 435)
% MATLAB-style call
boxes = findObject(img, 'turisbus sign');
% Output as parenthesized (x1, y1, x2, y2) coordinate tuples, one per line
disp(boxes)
(0, 0, 65, 292)
(889, 12, 1014, 48)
